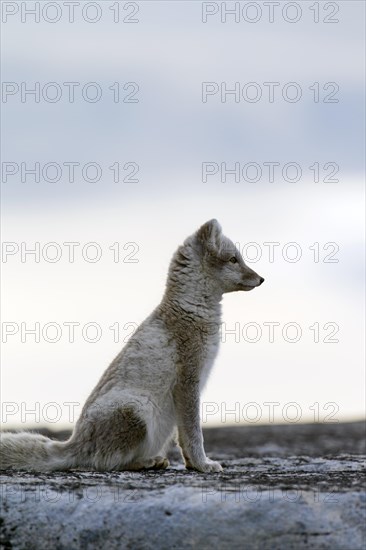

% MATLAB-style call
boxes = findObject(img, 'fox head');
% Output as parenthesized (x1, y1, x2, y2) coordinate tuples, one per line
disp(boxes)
(192, 219, 264, 294)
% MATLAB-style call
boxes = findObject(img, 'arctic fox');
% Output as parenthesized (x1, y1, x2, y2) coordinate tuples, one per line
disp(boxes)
(1, 220, 264, 473)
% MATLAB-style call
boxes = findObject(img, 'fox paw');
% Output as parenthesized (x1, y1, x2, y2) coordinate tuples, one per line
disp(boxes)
(125, 456, 169, 471)
(186, 458, 223, 473)
(151, 456, 170, 469)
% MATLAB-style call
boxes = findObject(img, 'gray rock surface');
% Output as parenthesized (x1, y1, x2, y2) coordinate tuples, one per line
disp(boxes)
(1, 421, 365, 549)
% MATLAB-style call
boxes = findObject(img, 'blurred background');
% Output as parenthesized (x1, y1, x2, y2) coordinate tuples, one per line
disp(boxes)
(1, 1, 364, 428)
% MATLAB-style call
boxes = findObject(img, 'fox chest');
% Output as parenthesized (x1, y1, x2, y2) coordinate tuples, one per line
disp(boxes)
(174, 318, 221, 391)
(199, 331, 220, 391)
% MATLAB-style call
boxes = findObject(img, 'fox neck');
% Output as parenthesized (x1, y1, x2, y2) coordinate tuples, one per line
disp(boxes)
(161, 250, 222, 323)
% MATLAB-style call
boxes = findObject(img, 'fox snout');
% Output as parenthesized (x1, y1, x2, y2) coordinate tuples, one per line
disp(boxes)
(241, 267, 265, 290)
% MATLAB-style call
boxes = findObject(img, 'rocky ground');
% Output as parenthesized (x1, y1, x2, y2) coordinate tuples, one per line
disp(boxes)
(1, 421, 365, 549)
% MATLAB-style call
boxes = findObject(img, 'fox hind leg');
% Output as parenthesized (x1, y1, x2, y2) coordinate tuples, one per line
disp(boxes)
(70, 403, 149, 470)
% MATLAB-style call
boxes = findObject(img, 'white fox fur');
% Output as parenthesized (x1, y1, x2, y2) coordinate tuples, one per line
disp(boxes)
(0, 220, 264, 473)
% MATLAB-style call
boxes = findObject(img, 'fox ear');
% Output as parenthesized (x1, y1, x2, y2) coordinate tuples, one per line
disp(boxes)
(196, 219, 222, 253)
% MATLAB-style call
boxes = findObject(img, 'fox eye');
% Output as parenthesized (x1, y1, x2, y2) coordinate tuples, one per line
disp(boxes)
(229, 257, 238, 264)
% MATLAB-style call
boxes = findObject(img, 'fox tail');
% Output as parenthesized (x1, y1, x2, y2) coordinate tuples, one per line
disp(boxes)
(0, 432, 70, 471)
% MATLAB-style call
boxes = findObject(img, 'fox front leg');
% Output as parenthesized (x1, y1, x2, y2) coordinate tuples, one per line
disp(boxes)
(174, 382, 222, 473)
